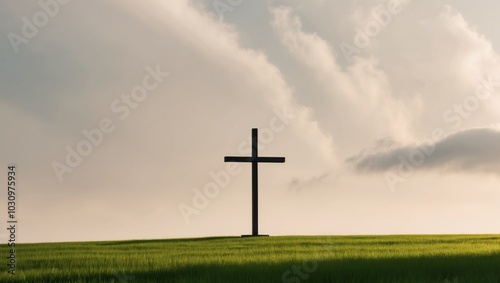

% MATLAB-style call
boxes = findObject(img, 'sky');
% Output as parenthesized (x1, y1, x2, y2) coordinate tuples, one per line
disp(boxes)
(1, 0, 500, 243)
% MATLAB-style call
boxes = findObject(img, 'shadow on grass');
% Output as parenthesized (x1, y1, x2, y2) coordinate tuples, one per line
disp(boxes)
(6, 253, 500, 283)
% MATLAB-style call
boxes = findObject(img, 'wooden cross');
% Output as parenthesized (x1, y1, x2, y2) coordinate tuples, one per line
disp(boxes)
(224, 128, 285, 237)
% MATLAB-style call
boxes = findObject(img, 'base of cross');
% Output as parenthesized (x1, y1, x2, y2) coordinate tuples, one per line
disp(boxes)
(241, 235, 269, 237)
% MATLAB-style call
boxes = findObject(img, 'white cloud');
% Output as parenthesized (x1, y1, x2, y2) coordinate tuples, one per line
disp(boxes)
(271, 5, 413, 157)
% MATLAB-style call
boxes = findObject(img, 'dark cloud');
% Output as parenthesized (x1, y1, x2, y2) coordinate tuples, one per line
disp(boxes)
(347, 127, 500, 174)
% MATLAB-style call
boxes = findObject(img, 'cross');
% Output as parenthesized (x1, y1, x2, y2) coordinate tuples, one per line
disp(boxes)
(224, 128, 285, 237)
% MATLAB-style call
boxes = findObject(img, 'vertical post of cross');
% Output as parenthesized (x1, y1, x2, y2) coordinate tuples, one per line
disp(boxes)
(224, 128, 285, 237)
(251, 128, 258, 236)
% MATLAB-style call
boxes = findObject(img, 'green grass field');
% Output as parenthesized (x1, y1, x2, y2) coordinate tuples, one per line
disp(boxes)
(2, 235, 500, 282)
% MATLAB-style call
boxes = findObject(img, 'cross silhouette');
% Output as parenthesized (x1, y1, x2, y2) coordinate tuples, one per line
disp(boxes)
(224, 128, 285, 237)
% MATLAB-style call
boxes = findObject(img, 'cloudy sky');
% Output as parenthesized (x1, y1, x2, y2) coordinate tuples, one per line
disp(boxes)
(2, 0, 500, 243)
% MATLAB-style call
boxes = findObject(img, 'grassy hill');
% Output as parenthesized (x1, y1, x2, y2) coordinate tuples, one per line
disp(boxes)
(2, 234, 500, 282)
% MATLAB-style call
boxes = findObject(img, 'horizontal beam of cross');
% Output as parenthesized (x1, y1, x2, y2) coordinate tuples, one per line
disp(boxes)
(224, 156, 285, 163)
(223, 128, 286, 237)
